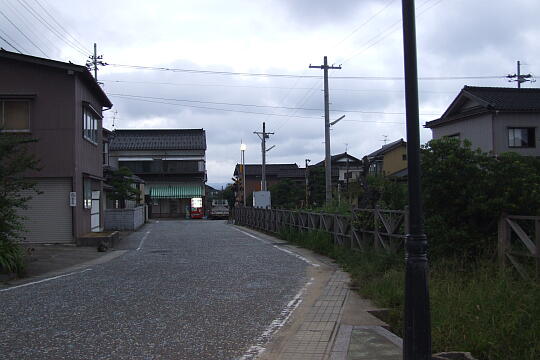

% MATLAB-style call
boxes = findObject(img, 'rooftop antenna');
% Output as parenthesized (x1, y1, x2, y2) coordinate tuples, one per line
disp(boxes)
(381, 135, 389, 145)
(111, 110, 118, 129)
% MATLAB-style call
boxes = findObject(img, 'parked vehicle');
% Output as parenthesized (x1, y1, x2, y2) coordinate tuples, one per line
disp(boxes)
(209, 199, 229, 219)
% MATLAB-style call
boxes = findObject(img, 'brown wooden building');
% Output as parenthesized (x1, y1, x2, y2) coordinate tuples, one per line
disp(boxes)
(0, 50, 112, 243)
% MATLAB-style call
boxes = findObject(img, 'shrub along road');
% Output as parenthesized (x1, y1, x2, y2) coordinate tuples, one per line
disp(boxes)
(0, 220, 309, 360)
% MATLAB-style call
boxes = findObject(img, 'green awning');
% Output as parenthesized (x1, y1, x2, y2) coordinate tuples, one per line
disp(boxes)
(150, 185, 204, 199)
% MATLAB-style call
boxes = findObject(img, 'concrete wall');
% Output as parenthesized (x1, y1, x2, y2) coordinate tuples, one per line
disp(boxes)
(104, 205, 146, 231)
(431, 113, 494, 152)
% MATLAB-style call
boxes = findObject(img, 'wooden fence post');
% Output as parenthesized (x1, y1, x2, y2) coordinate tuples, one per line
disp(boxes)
(498, 213, 509, 268)
(374, 206, 380, 248)
(534, 219, 540, 280)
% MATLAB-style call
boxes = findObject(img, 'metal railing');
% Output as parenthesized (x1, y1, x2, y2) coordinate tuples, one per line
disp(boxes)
(232, 206, 408, 251)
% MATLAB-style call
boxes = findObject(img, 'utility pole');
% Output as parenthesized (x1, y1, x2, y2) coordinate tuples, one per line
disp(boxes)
(310, 56, 341, 205)
(305, 159, 311, 207)
(254, 122, 274, 191)
(86, 43, 107, 82)
(507, 60, 534, 88)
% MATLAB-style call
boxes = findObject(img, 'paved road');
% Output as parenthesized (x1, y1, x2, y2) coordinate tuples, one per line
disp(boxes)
(0, 220, 309, 359)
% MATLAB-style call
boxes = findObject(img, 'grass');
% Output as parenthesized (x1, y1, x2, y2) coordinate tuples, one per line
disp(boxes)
(278, 227, 540, 360)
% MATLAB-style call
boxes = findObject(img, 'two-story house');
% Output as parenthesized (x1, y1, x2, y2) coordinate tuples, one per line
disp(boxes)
(0, 49, 113, 243)
(365, 139, 407, 177)
(108, 129, 207, 218)
(311, 152, 363, 184)
(233, 163, 302, 205)
(425, 86, 540, 156)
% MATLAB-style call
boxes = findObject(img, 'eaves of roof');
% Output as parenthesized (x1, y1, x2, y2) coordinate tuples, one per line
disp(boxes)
(0, 49, 112, 108)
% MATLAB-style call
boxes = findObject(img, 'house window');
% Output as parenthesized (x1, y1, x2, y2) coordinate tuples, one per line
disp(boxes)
(1, 100, 30, 131)
(103, 142, 109, 166)
(83, 106, 99, 144)
(83, 178, 92, 209)
(402, 154, 407, 161)
(508, 127, 535, 148)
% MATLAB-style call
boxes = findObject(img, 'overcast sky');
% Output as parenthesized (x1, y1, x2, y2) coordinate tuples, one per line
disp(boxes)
(1, 0, 539, 187)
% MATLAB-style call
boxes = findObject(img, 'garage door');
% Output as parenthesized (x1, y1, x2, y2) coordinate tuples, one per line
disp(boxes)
(18, 178, 73, 243)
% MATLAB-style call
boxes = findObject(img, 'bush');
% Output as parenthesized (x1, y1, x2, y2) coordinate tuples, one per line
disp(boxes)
(0, 239, 25, 275)
(421, 138, 540, 259)
(279, 228, 540, 360)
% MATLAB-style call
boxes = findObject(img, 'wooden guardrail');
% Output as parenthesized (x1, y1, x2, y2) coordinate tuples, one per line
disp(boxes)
(232, 206, 408, 251)
(498, 214, 540, 280)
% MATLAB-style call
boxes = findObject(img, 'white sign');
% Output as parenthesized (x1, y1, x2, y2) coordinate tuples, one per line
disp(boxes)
(191, 197, 203, 208)
(69, 192, 77, 207)
(253, 191, 271, 209)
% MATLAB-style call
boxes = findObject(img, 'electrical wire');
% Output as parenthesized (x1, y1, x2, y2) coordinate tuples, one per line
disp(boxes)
(33, 0, 91, 54)
(3, 0, 62, 55)
(16, 0, 88, 56)
(0, 28, 26, 53)
(106, 63, 503, 81)
(109, 93, 440, 117)
(101, 78, 455, 94)
(341, 0, 446, 64)
(0, 7, 48, 57)
(332, 0, 396, 52)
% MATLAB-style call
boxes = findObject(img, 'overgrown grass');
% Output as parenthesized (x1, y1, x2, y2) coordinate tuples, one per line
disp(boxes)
(278, 227, 540, 360)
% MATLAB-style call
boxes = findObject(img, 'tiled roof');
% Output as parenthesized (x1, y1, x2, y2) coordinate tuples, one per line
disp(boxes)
(234, 164, 299, 177)
(312, 152, 362, 167)
(366, 138, 406, 158)
(425, 86, 540, 128)
(109, 129, 206, 151)
(464, 86, 540, 111)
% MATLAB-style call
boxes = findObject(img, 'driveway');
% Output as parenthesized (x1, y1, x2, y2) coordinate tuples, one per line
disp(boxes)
(0, 220, 309, 359)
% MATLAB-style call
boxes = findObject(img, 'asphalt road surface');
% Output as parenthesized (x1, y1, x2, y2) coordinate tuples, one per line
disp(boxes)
(0, 220, 309, 360)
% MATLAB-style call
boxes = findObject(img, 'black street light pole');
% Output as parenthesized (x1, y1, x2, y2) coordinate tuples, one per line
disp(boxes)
(401, 1, 432, 359)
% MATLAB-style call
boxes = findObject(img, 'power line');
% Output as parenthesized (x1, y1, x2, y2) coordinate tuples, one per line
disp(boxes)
(16, 0, 88, 56)
(106, 62, 503, 81)
(341, 0, 445, 64)
(0, 7, 48, 57)
(108, 92, 440, 115)
(33, 0, 92, 54)
(0, 28, 25, 53)
(332, 0, 396, 52)
(3, 0, 62, 54)
(108, 95, 436, 129)
(0, 34, 22, 53)
(101, 78, 455, 94)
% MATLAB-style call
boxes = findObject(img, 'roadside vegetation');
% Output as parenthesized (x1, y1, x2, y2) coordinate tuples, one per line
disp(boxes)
(279, 228, 540, 360)
(272, 138, 540, 360)
(0, 134, 40, 275)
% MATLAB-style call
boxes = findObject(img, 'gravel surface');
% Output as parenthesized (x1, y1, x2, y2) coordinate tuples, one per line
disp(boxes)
(0, 220, 308, 359)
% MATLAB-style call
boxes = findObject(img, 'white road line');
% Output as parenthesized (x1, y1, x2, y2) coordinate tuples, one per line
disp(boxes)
(0, 268, 93, 293)
(238, 278, 314, 360)
(136, 231, 151, 251)
(234, 228, 320, 267)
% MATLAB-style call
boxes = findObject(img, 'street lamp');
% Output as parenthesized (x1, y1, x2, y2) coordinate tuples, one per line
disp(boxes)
(401, 1, 431, 359)
(240, 142, 247, 206)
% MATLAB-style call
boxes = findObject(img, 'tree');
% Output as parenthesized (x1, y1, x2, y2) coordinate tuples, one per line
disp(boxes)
(268, 179, 304, 209)
(421, 137, 540, 258)
(308, 167, 325, 207)
(0, 134, 41, 274)
(107, 167, 141, 208)
(222, 183, 236, 208)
